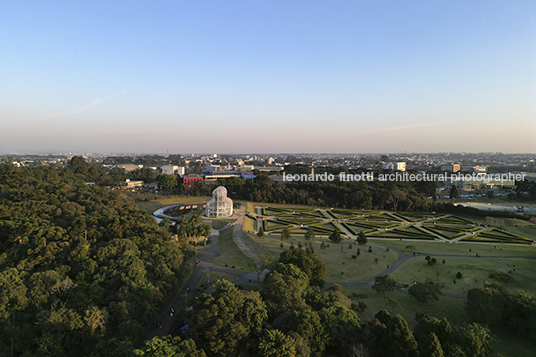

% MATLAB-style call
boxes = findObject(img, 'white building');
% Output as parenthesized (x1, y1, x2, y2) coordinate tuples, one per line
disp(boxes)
(206, 186, 233, 218)
(160, 165, 185, 175)
(384, 162, 406, 171)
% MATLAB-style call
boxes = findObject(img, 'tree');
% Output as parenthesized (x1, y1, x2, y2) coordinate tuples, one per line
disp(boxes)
(329, 230, 342, 243)
(388, 190, 407, 211)
(449, 185, 460, 200)
(408, 280, 442, 303)
(372, 274, 399, 294)
(254, 255, 274, 287)
(261, 263, 309, 310)
(304, 227, 315, 241)
(281, 228, 291, 241)
(356, 231, 367, 245)
(157, 174, 177, 192)
(193, 280, 267, 356)
(421, 333, 444, 357)
(258, 329, 297, 357)
(279, 246, 326, 287)
(257, 226, 265, 238)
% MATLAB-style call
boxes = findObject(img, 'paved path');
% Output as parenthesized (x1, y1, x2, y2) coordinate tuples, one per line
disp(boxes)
(145, 205, 536, 341)
(144, 211, 250, 340)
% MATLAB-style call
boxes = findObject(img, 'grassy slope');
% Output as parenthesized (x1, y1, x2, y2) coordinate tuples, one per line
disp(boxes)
(211, 226, 255, 272)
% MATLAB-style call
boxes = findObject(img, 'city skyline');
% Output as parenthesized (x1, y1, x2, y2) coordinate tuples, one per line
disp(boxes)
(1, 1, 535, 154)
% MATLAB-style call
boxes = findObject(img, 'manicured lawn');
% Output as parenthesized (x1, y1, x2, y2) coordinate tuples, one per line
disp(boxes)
(373, 239, 536, 257)
(246, 234, 399, 283)
(211, 226, 255, 272)
(210, 219, 235, 230)
(389, 256, 536, 296)
(241, 232, 278, 260)
(343, 286, 467, 328)
(318, 241, 399, 283)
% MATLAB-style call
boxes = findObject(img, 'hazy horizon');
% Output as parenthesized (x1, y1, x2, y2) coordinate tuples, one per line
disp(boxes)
(1, 1, 535, 154)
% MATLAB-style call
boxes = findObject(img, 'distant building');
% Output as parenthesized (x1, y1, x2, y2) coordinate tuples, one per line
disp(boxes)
(384, 162, 406, 171)
(125, 179, 143, 189)
(114, 164, 142, 172)
(441, 163, 461, 172)
(241, 171, 256, 181)
(160, 165, 185, 175)
(206, 186, 233, 218)
(461, 165, 487, 174)
(183, 175, 204, 190)
(204, 171, 241, 181)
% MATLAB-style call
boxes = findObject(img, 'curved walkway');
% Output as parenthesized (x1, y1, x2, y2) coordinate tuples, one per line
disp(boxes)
(145, 204, 536, 341)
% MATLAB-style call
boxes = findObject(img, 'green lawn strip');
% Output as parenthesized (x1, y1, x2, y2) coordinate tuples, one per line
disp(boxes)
(368, 212, 403, 221)
(242, 215, 257, 234)
(421, 224, 478, 239)
(263, 219, 293, 231)
(463, 228, 534, 244)
(369, 225, 436, 240)
(241, 231, 278, 259)
(245, 202, 255, 213)
(341, 222, 375, 235)
(430, 215, 476, 225)
(347, 221, 400, 229)
(276, 218, 322, 225)
(210, 219, 235, 230)
(211, 226, 255, 272)
(310, 221, 346, 233)
(393, 213, 426, 222)
(372, 239, 536, 257)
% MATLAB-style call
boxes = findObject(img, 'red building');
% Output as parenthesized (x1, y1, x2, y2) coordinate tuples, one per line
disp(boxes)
(183, 175, 204, 190)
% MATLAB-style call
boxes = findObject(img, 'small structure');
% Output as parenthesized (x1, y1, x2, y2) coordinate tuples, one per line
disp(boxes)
(206, 186, 233, 218)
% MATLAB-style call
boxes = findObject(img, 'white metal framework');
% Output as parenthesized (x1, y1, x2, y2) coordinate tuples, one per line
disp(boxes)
(206, 186, 233, 218)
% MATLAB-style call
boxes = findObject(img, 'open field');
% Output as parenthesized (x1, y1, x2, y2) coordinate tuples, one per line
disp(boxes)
(390, 256, 536, 295)
(211, 226, 255, 272)
(344, 286, 467, 328)
(343, 285, 534, 357)
(373, 239, 536, 257)
(246, 233, 399, 283)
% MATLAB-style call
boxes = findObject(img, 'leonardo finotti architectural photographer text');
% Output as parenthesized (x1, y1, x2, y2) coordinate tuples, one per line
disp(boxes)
(283, 172, 526, 183)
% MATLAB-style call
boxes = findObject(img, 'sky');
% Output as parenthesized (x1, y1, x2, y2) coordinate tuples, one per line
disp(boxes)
(0, 1, 535, 154)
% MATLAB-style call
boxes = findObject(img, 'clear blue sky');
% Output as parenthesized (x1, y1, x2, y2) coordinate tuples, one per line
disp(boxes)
(1, 1, 534, 154)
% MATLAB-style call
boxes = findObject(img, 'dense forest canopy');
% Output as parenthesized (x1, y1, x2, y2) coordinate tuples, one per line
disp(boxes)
(0, 164, 191, 356)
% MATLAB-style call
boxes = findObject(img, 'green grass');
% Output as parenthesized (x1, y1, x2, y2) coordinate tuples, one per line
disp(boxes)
(390, 256, 536, 296)
(211, 226, 255, 272)
(246, 234, 399, 283)
(319, 241, 399, 283)
(210, 219, 235, 230)
(135, 200, 167, 214)
(344, 286, 467, 328)
(241, 232, 279, 259)
(373, 239, 536, 257)
(344, 285, 534, 357)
